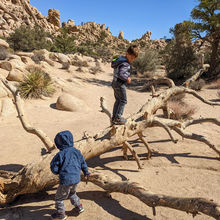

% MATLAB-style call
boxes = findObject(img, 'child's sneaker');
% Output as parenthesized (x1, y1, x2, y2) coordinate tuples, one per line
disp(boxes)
(51, 212, 67, 220)
(77, 204, 84, 213)
(113, 117, 127, 125)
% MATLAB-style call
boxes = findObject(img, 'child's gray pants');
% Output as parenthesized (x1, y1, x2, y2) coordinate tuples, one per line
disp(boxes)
(55, 184, 81, 214)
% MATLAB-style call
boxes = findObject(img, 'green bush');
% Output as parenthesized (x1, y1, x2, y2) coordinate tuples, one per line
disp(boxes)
(31, 52, 45, 64)
(132, 49, 159, 76)
(52, 27, 76, 54)
(18, 66, 55, 99)
(163, 22, 200, 82)
(7, 25, 52, 52)
(164, 40, 200, 81)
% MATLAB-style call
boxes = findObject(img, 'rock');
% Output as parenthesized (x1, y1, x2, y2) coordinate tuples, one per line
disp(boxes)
(118, 31, 124, 39)
(67, 19, 74, 26)
(8, 54, 21, 60)
(48, 9, 61, 28)
(6, 69, 24, 82)
(62, 22, 67, 28)
(56, 93, 88, 112)
(15, 51, 34, 57)
(0, 39, 9, 48)
(141, 31, 152, 41)
(10, 59, 26, 70)
(0, 61, 12, 71)
(20, 56, 35, 65)
(100, 24, 105, 30)
(36, 49, 51, 59)
(54, 53, 70, 64)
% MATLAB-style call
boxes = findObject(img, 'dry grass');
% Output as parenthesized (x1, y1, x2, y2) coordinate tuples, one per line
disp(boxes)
(168, 93, 185, 102)
(72, 60, 89, 67)
(61, 62, 70, 70)
(168, 101, 196, 121)
(18, 66, 55, 99)
(189, 79, 206, 91)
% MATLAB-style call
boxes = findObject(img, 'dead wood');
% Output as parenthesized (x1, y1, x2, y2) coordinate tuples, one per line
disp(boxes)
(83, 169, 220, 219)
(0, 79, 220, 220)
(183, 64, 210, 87)
(0, 78, 55, 152)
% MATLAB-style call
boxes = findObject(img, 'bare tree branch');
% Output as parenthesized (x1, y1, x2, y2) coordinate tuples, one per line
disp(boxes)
(0, 78, 55, 152)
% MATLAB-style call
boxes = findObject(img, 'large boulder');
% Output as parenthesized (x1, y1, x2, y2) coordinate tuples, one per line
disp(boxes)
(54, 53, 71, 64)
(118, 31, 124, 39)
(48, 9, 61, 28)
(6, 69, 24, 82)
(15, 52, 34, 57)
(0, 61, 12, 71)
(0, 39, 9, 48)
(56, 93, 88, 112)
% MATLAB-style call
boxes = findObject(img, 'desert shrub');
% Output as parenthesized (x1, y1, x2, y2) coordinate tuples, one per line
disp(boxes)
(89, 62, 102, 74)
(164, 40, 200, 81)
(168, 93, 185, 102)
(31, 52, 45, 64)
(168, 101, 196, 121)
(76, 67, 84, 72)
(52, 27, 76, 54)
(18, 66, 55, 99)
(62, 62, 70, 70)
(49, 53, 57, 61)
(72, 60, 89, 67)
(188, 79, 205, 91)
(7, 25, 52, 52)
(98, 31, 108, 42)
(132, 49, 159, 76)
(163, 22, 200, 82)
(0, 46, 9, 60)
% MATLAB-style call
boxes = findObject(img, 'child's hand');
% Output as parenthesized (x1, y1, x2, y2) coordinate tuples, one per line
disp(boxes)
(127, 77, 131, 84)
(85, 173, 92, 184)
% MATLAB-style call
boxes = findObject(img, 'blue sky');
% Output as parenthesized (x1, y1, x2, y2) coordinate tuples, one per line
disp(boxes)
(30, 0, 199, 41)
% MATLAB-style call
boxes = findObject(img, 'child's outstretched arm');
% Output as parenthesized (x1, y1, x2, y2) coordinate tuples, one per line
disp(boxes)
(50, 153, 61, 175)
(80, 154, 90, 176)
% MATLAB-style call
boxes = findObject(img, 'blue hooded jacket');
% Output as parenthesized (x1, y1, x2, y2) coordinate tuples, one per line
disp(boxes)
(50, 130, 90, 185)
(111, 56, 130, 83)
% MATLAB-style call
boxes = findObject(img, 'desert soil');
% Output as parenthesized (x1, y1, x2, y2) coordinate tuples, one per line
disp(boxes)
(0, 62, 219, 220)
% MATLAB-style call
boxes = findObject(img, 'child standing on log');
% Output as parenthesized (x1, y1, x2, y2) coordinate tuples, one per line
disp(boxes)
(111, 45, 139, 125)
(50, 130, 91, 220)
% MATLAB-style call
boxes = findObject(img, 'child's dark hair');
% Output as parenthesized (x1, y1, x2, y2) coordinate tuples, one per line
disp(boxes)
(127, 45, 139, 57)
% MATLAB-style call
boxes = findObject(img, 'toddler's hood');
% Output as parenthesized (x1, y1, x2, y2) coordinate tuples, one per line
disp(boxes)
(54, 130, 73, 150)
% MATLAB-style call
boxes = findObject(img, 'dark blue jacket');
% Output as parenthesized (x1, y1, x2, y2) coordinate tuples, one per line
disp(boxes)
(50, 130, 90, 185)
(111, 56, 130, 83)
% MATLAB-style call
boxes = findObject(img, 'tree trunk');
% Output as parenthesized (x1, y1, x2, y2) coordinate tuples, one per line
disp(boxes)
(209, 38, 220, 77)
(0, 81, 220, 219)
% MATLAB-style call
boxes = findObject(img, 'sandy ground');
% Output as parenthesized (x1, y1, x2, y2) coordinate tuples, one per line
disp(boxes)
(0, 62, 220, 220)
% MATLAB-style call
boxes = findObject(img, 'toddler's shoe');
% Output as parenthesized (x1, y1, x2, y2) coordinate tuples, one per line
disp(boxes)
(77, 204, 84, 213)
(113, 117, 127, 125)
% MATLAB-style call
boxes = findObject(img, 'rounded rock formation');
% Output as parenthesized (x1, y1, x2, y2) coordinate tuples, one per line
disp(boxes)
(56, 93, 88, 112)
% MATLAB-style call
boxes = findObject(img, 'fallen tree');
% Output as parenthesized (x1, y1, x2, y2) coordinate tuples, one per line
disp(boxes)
(0, 77, 220, 219)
